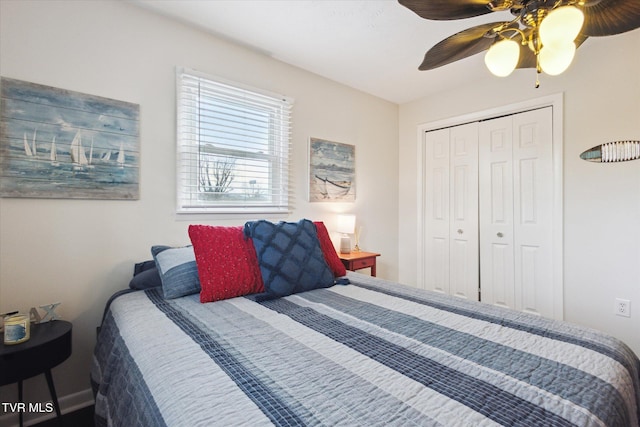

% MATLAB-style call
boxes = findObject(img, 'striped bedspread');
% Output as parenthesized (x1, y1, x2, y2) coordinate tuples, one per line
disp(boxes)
(92, 273, 640, 427)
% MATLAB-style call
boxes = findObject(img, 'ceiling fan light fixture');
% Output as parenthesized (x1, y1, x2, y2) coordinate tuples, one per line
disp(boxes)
(485, 38, 520, 77)
(539, 42, 577, 75)
(539, 5, 584, 47)
(403, 0, 640, 84)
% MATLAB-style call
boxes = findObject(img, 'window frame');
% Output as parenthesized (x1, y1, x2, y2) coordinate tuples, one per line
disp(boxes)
(176, 67, 293, 215)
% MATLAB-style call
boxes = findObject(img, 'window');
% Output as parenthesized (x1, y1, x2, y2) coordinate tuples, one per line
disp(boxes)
(176, 68, 293, 214)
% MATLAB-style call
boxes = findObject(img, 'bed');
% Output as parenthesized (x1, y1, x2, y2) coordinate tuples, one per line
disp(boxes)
(91, 221, 640, 426)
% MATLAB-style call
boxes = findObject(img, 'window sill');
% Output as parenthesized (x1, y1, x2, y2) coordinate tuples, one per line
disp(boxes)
(175, 207, 291, 221)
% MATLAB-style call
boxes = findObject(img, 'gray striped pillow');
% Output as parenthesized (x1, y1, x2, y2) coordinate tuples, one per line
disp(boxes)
(151, 245, 201, 299)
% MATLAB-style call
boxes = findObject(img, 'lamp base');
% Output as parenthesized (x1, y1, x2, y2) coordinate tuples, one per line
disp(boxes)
(339, 236, 351, 254)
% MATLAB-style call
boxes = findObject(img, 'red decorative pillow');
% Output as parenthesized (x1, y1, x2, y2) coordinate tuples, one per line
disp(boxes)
(188, 225, 264, 303)
(314, 221, 347, 277)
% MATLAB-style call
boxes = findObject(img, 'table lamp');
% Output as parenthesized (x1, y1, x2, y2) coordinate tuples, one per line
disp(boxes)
(336, 214, 356, 254)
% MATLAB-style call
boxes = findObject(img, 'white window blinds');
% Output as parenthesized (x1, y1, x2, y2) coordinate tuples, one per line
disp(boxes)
(176, 68, 293, 214)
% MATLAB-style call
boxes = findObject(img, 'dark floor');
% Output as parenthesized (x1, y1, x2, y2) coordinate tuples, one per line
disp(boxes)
(32, 405, 94, 427)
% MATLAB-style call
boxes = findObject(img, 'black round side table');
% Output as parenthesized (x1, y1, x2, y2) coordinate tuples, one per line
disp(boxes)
(1, 320, 72, 427)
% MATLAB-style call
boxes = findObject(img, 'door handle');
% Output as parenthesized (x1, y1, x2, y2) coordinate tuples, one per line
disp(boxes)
(457, 229, 464, 234)
(497, 232, 504, 238)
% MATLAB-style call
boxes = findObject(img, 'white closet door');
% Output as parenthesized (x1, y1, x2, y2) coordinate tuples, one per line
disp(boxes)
(424, 127, 450, 294)
(479, 116, 515, 310)
(479, 107, 554, 317)
(449, 123, 479, 300)
(512, 107, 554, 317)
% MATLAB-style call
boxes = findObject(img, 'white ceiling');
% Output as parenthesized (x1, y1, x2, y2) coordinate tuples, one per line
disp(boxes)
(130, 0, 515, 104)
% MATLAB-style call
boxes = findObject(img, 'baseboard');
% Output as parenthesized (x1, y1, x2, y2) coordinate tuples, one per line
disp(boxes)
(0, 388, 94, 427)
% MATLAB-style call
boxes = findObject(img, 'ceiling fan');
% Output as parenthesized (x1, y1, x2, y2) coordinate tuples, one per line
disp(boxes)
(399, 0, 640, 84)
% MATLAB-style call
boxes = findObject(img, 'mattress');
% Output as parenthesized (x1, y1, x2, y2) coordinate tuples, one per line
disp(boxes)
(91, 272, 640, 426)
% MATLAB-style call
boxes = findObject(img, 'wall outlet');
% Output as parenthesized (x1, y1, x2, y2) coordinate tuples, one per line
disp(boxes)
(614, 298, 631, 317)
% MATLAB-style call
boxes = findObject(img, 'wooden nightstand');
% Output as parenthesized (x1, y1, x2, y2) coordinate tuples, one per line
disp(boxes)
(1, 320, 72, 427)
(339, 251, 380, 276)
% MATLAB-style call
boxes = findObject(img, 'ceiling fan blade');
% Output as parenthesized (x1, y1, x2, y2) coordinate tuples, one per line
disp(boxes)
(516, 34, 589, 69)
(398, 0, 493, 20)
(580, 0, 640, 36)
(419, 22, 510, 70)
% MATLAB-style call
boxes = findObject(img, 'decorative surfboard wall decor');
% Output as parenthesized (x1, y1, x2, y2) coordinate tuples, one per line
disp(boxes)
(580, 140, 640, 163)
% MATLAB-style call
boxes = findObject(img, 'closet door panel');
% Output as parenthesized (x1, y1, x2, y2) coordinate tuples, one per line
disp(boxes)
(520, 245, 541, 313)
(449, 123, 479, 300)
(479, 116, 515, 309)
(513, 107, 554, 317)
(489, 242, 513, 308)
(431, 237, 449, 294)
(450, 238, 473, 298)
(424, 128, 450, 294)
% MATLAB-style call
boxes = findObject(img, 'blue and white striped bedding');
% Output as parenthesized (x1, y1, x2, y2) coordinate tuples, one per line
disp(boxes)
(92, 273, 640, 426)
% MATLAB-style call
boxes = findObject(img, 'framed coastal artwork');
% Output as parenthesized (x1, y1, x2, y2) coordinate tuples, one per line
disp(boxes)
(0, 77, 140, 199)
(309, 137, 355, 202)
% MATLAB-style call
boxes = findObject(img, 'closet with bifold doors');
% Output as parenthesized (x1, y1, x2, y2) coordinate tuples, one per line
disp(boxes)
(423, 121, 479, 302)
(421, 106, 559, 319)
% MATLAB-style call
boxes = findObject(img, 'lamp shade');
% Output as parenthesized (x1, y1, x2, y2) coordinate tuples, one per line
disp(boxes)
(539, 6, 584, 47)
(539, 42, 576, 75)
(485, 39, 520, 77)
(336, 214, 356, 234)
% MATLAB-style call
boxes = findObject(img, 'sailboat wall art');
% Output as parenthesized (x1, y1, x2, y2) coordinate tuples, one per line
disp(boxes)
(0, 77, 139, 199)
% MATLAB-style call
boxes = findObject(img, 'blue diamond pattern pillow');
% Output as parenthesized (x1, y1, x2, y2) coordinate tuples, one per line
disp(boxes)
(151, 245, 201, 299)
(243, 219, 334, 298)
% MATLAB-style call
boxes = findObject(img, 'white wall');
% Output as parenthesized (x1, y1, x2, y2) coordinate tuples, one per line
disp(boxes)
(0, 0, 398, 420)
(399, 31, 640, 356)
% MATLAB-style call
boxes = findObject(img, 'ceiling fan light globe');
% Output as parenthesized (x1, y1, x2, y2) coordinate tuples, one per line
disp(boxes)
(539, 6, 584, 47)
(539, 42, 576, 76)
(485, 39, 520, 77)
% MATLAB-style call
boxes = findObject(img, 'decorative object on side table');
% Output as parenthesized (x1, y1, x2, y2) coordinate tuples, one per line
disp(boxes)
(353, 225, 362, 252)
(3, 313, 30, 345)
(339, 251, 380, 277)
(29, 302, 62, 324)
(1, 320, 72, 427)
